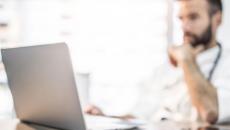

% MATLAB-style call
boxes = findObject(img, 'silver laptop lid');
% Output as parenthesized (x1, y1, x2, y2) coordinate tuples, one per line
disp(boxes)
(2, 43, 86, 130)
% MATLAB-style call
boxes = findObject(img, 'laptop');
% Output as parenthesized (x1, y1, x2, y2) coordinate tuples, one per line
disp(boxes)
(1, 43, 140, 130)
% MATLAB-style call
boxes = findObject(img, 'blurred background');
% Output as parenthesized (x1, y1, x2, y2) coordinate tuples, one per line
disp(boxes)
(0, 0, 229, 119)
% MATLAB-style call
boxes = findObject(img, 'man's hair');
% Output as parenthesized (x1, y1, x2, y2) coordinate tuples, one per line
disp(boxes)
(177, 0, 223, 15)
(207, 0, 223, 15)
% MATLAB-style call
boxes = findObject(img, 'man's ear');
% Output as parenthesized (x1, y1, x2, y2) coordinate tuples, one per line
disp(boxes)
(213, 11, 222, 27)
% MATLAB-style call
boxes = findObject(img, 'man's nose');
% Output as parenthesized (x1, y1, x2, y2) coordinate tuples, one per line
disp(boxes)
(182, 20, 192, 32)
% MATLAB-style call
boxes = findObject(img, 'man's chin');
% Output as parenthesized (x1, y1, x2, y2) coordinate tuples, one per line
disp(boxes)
(182, 41, 201, 48)
(183, 37, 195, 44)
(183, 40, 195, 46)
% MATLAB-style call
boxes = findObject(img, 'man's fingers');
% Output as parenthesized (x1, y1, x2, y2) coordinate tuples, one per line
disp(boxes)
(167, 45, 180, 67)
(84, 105, 104, 116)
(84, 106, 93, 113)
(92, 109, 102, 115)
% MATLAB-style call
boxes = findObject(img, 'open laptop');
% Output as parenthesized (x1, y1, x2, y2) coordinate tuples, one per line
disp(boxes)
(1, 43, 140, 130)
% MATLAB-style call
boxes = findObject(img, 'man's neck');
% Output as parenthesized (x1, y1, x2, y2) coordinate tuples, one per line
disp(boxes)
(205, 38, 218, 50)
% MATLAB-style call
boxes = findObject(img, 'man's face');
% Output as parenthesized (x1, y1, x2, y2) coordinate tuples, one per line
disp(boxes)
(178, 0, 213, 48)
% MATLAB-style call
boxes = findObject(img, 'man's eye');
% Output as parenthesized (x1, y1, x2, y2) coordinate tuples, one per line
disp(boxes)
(189, 14, 198, 20)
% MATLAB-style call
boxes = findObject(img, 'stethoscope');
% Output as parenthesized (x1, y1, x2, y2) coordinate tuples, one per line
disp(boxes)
(208, 42, 222, 81)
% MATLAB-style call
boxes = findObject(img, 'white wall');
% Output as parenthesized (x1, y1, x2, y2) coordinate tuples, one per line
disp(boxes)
(218, 0, 230, 49)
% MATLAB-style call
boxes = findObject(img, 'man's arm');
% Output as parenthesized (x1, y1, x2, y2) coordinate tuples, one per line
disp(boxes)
(168, 44, 218, 124)
(181, 58, 218, 124)
(84, 104, 135, 120)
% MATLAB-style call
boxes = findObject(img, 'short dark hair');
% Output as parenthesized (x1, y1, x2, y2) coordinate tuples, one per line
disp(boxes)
(177, 0, 223, 15)
(207, 0, 223, 15)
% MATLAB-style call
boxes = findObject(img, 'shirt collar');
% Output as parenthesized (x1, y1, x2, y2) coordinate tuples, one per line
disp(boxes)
(196, 45, 220, 66)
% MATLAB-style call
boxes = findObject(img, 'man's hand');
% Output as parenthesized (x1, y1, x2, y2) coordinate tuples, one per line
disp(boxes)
(84, 105, 135, 120)
(84, 105, 104, 116)
(168, 44, 204, 67)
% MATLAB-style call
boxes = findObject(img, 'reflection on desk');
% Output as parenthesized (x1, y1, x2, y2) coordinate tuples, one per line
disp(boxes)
(1, 119, 230, 130)
(198, 126, 230, 130)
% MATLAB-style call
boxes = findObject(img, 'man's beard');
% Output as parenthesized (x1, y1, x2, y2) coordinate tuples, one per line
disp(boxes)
(183, 23, 212, 48)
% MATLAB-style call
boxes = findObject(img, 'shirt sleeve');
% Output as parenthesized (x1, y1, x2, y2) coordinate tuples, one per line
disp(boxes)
(217, 87, 230, 123)
(129, 71, 161, 120)
(213, 66, 230, 123)
(214, 74, 230, 123)
(129, 62, 173, 121)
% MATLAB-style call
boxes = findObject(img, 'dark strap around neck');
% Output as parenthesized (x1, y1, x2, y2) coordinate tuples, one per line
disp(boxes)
(208, 42, 222, 81)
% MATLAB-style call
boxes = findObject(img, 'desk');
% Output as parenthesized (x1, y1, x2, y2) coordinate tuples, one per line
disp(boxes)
(1, 119, 230, 130)
(2, 119, 66, 130)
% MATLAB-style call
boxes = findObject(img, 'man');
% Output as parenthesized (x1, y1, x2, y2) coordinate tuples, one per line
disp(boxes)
(85, 0, 230, 124)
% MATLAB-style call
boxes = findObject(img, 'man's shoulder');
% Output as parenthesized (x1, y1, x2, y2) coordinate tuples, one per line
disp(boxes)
(220, 47, 230, 63)
(217, 47, 230, 71)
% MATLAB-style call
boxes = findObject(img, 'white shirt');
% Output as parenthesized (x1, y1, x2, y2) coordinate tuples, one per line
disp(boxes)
(132, 45, 230, 123)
